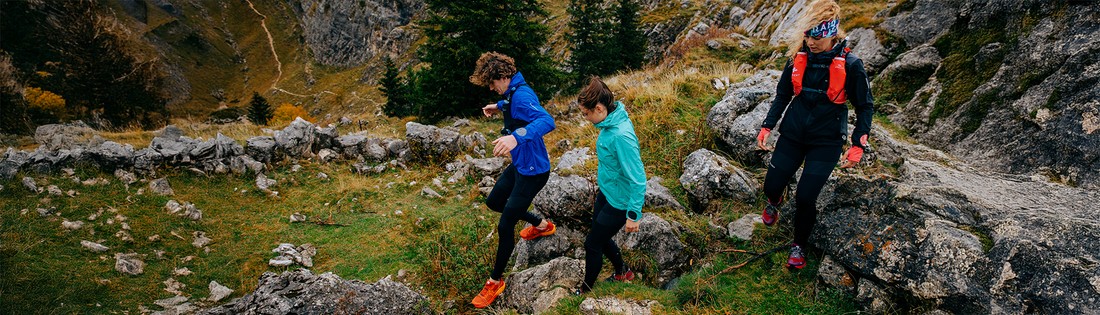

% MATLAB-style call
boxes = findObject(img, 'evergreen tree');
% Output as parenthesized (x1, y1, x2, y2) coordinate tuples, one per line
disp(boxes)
(613, 0, 647, 71)
(44, 0, 167, 129)
(565, 0, 647, 88)
(379, 57, 412, 117)
(248, 92, 273, 126)
(566, 0, 615, 83)
(408, 0, 561, 122)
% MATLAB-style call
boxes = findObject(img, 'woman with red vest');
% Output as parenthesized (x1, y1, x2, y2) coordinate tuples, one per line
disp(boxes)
(756, 0, 874, 268)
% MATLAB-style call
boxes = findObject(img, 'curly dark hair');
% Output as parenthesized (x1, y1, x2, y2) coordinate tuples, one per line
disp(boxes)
(577, 76, 617, 112)
(469, 52, 517, 86)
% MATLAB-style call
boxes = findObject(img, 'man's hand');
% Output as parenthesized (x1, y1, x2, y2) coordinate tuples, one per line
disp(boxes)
(756, 128, 772, 151)
(492, 135, 517, 157)
(623, 219, 640, 232)
(482, 103, 500, 117)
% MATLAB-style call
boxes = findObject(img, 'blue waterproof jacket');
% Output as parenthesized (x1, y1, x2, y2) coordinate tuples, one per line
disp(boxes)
(496, 72, 555, 176)
(594, 102, 647, 221)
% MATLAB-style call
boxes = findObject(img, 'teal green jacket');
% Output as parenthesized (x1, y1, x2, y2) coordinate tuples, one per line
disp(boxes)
(594, 102, 647, 221)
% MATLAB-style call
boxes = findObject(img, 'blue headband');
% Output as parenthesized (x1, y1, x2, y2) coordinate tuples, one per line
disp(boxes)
(804, 19, 839, 38)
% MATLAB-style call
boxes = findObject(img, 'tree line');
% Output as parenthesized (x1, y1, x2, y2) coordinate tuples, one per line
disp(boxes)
(0, 0, 168, 134)
(381, 0, 647, 122)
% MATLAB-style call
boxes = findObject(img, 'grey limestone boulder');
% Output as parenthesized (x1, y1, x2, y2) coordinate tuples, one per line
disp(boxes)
(34, 121, 97, 151)
(707, 70, 782, 165)
(246, 136, 277, 164)
(91, 141, 135, 168)
(512, 224, 585, 269)
(1, 149, 29, 180)
(880, 0, 957, 46)
(611, 213, 686, 284)
(150, 178, 174, 196)
(644, 176, 685, 211)
(816, 255, 858, 297)
(532, 173, 595, 229)
(497, 257, 585, 314)
(274, 118, 317, 158)
(847, 28, 890, 74)
(810, 154, 1100, 314)
(469, 157, 508, 176)
(199, 269, 430, 315)
(555, 147, 591, 171)
(578, 296, 662, 315)
(405, 122, 463, 162)
(81, 240, 109, 252)
(679, 149, 759, 207)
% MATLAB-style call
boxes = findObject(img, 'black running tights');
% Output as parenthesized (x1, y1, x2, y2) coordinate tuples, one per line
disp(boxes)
(762, 138, 842, 246)
(486, 164, 549, 281)
(582, 191, 628, 291)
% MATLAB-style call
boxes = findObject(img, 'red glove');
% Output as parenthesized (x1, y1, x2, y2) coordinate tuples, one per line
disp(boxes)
(845, 134, 869, 162)
(757, 128, 771, 142)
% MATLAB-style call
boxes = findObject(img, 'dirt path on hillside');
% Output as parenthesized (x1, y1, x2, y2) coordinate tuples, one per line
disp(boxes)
(245, 0, 332, 98)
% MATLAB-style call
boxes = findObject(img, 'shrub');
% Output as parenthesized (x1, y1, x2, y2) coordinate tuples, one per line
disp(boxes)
(271, 103, 314, 125)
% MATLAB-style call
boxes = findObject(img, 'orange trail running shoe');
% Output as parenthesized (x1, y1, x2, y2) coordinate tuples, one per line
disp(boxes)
(471, 279, 506, 308)
(520, 221, 556, 240)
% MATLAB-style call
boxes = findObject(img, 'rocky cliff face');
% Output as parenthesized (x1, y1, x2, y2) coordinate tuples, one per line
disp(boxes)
(885, 0, 1100, 189)
(288, 0, 424, 68)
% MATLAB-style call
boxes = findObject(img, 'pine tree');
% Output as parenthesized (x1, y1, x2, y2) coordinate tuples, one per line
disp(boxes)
(248, 92, 273, 126)
(613, 0, 647, 71)
(409, 0, 561, 122)
(566, 0, 614, 83)
(566, 0, 646, 88)
(379, 57, 411, 117)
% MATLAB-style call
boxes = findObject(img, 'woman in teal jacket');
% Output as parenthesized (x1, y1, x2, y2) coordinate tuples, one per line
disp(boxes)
(576, 77, 647, 294)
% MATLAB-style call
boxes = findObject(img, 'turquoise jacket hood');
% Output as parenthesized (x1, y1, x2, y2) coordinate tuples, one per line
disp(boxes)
(594, 102, 647, 220)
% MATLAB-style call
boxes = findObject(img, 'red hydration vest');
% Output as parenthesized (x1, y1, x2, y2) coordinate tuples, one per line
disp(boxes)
(791, 47, 850, 104)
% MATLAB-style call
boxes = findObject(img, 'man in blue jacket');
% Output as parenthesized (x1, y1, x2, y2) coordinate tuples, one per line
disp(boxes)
(468, 52, 557, 308)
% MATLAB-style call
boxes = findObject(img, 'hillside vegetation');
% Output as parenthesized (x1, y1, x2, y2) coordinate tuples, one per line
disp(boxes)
(0, 0, 915, 314)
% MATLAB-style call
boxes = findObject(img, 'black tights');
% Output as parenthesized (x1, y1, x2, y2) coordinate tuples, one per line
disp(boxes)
(486, 165, 549, 281)
(582, 191, 628, 291)
(762, 138, 842, 246)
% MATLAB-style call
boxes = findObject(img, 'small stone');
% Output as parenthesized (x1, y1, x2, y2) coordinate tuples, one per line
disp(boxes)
(165, 200, 182, 214)
(66, 190, 77, 197)
(47, 185, 63, 196)
(207, 281, 234, 302)
(163, 278, 186, 295)
(316, 172, 329, 181)
(290, 212, 307, 222)
(135, 188, 144, 195)
(62, 220, 85, 230)
(269, 256, 295, 267)
(22, 177, 38, 193)
(114, 169, 137, 185)
(115, 253, 144, 275)
(150, 178, 174, 195)
(727, 213, 765, 240)
(154, 295, 188, 308)
(192, 231, 211, 248)
(420, 187, 442, 198)
(149, 234, 162, 242)
(81, 240, 109, 252)
(173, 267, 193, 276)
(82, 178, 109, 186)
(36, 208, 50, 216)
(291, 165, 302, 172)
(115, 230, 133, 242)
(121, 222, 130, 230)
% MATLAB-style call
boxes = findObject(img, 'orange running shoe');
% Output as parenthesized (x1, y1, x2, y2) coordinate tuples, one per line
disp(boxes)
(519, 221, 556, 240)
(471, 279, 506, 308)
